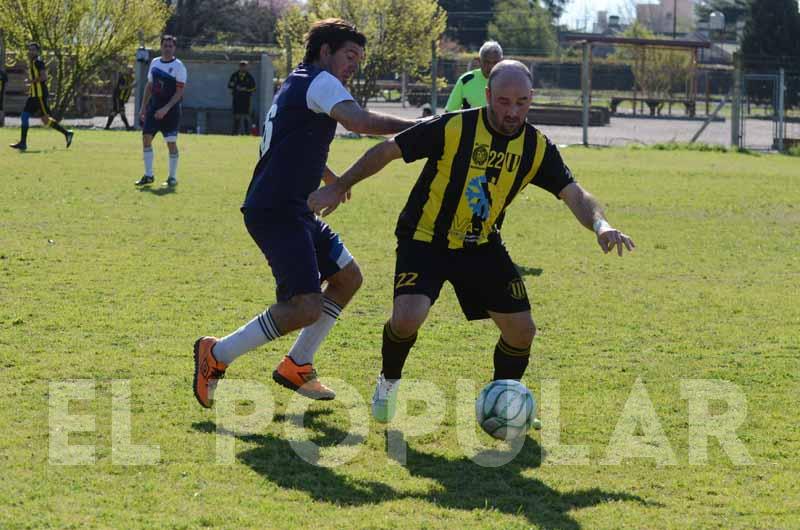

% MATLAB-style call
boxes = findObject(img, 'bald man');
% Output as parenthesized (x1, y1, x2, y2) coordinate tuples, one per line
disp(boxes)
(309, 60, 635, 424)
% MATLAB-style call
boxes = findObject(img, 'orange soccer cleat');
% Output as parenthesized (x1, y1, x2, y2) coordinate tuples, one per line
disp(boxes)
(272, 356, 336, 401)
(193, 336, 228, 408)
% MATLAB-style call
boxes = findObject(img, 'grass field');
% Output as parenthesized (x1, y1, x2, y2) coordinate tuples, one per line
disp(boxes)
(1, 127, 799, 529)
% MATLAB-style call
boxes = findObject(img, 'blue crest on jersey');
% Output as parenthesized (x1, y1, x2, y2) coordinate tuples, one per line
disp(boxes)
(466, 175, 491, 219)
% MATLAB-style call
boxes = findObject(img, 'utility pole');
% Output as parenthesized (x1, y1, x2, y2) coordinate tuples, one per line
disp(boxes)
(431, 41, 438, 114)
(673, 0, 678, 38)
(0, 30, 5, 127)
(581, 41, 591, 147)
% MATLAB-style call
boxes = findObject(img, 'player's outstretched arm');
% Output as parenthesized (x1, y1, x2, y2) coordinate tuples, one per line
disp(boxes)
(308, 139, 403, 216)
(559, 183, 635, 256)
(330, 101, 416, 135)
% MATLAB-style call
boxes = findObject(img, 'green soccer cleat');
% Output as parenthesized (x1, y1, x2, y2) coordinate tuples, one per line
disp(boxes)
(371, 373, 400, 423)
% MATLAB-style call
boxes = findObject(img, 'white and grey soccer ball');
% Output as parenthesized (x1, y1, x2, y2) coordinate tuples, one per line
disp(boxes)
(476, 379, 536, 441)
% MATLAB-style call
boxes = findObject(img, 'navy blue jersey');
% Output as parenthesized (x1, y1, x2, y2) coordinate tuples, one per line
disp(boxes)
(147, 57, 187, 110)
(243, 64, 354, 214)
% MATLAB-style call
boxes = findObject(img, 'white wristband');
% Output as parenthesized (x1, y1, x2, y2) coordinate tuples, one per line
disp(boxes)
(593, 219, 611, 234)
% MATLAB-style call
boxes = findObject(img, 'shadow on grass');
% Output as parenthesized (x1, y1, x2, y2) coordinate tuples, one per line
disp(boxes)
(137, 185, 176, 196)
(194, 411, 654, 529)
(515, 264, 543, 277)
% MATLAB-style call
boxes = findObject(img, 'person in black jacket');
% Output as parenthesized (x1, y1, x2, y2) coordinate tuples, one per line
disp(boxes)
(105, 65, 135, 130)
(228, 60, 256, 135)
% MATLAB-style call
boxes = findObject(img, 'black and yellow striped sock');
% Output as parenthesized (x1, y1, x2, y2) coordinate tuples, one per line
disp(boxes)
(493, 337, 531, 381)
(381, 321, 417, 380)
(49, 119, 68, 136)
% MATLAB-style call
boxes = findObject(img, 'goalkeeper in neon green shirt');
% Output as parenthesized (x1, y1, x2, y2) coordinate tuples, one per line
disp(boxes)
(445, 41, 503, 112)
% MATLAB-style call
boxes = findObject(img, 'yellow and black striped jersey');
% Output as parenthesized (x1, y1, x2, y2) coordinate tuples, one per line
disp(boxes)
(28, 57, 47, 98)
(115, 73, 134, 102)
(394, 107, 575, 249)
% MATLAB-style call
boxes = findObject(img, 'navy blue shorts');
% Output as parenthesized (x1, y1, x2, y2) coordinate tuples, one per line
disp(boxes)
(142, 105, 180, 140)
(244, 210, 353, 302)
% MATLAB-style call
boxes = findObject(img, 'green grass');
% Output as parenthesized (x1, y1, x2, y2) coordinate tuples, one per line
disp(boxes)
(1, 127, 799, 529)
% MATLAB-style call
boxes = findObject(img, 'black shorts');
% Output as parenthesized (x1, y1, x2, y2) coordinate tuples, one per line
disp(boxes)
(232, 95, 251, 115)
(394, 238, 530, 321)
(23, 94, 51, 117)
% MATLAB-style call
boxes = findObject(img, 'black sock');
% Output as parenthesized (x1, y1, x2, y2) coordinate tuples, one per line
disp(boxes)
(381, 321, 417, 380)
(105, 115, 114, 129)
(493, 337, 530, 381)
(21, 123, 28, 144)
(51, 121, 68, 136)
(120, 112, 130, 129)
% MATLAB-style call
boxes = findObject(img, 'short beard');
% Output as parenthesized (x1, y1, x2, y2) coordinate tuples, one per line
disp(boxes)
(487, 105, 520, 136)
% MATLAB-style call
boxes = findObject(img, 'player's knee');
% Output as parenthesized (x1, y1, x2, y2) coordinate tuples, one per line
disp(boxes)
(503, 318, 536, 349)
(335, 260, 363, 295)
(288, 294, 323, 327)
(391, 308, 426, 338)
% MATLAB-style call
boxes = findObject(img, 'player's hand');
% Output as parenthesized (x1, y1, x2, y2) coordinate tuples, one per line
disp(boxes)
(308, 181, 349, 217)
(321, 173, 352, 202)
(596, 227, 635, 256)
(154, 107, 167, 120)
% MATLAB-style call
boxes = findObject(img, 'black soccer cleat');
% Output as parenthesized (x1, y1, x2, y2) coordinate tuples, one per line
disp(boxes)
(9, 142, 27, 151)
(65, 131, 74, 148)
(135, 175, 154, 186)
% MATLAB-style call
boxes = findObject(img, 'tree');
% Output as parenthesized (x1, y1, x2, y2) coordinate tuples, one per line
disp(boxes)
(741, 0, 800, 108)
(437, 0, 494, 49)
(0, 0, 170, 118)
(233, 1, 281, 45)
(695, 0, 751, 40)
(166, 0, 292, 46)
(165, 0, 243, 46)
(541, 0, 569, 20)
(741, 0, 800, 58)
(613, 22, 694, 99)
(275, 4, 312, 75)
(279, 0, 447, 107)
(695, 0, 751, 24)
(488, 0, 556, 55)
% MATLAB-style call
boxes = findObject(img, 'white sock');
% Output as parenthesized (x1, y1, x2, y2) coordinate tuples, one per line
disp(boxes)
(143, 147, 154, 177)
(168, 152, 179, 180)
(288, 297, 342, 366)
(213, 309, 282, 365)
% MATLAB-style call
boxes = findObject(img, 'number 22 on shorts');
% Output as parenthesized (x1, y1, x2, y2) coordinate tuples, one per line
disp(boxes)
(395, 272, 419, 289)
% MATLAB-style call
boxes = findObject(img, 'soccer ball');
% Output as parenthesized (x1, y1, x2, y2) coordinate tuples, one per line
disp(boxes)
(475, 379, 536, 441)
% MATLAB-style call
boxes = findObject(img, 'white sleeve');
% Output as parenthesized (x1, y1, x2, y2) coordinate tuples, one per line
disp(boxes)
(306, 71, 354, 115)
(175, 61, 187, 85)
(147, 59, 156, 83)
